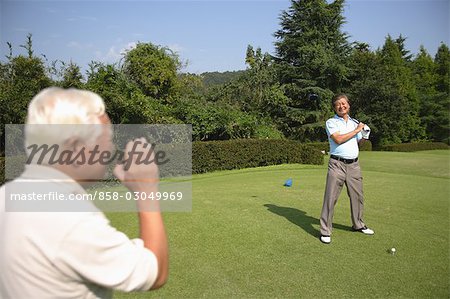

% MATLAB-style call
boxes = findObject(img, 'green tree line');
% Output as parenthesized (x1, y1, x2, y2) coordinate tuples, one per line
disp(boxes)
(1, 0, 449, 152)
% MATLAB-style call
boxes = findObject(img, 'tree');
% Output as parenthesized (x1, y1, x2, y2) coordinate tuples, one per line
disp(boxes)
(349, 36, 425, 146)
(410, 43, 450, 144)
(346, 42, 378, 123)
(274, 0, 350, 90)
(418, 92, 449, 143)
(411, 46, 438, 141)
(394, 34, 413, 62)
(176, 73, 206, 96)
(61, 61, 84, 89)
(412, 46, 437, 94)
(240, 45, 288, 117)
(273, 0, 350, 141)
(122, 42, 181, 100)
(409, 43, 449, 143)
(205, 46, 287, 139)
(86, 62, 176, 125)
(0, 34, 52, 152)
(200, 71, 245, 88)
(0, 50, 51, 125)
(172, 96, 257, 141)
(434, 43, 450, 94)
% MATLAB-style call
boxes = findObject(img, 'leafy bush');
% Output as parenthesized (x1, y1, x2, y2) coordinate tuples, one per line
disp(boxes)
(173, 97, 257, 141)
(254, 123, 284, 139)
(122, 42, 180, 99)
(0, 155, 27, 184)
(307, 140, 373, 152)
(380, 142, 448, 152)
(86, 63, 177, 125)
(359, 140, 373, 151)
(306, 142, 328, 153)
(192, 139, 322, 174)
(0, 157, 4, 185)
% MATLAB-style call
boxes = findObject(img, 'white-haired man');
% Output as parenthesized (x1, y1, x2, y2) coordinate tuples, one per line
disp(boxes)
(0, 87, 168, 298)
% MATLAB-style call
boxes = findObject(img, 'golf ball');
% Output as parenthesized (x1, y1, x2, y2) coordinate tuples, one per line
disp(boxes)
(391, 248, 396, 253)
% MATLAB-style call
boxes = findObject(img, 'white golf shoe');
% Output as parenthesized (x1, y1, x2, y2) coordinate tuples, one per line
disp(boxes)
(320, 235, 331, 244)
(355, 226, 374, 235)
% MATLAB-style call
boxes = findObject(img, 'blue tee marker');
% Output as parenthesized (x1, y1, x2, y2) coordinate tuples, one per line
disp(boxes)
(284, 178, 293, 187)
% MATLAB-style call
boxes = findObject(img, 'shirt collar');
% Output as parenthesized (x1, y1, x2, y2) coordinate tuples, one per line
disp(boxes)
(334, 114, 356, 123)
(334, 114, 346, 121)
(19, 164, 86, 195)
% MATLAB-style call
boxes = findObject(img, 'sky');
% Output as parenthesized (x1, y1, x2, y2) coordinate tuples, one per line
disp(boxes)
(0, 0, 449, 75)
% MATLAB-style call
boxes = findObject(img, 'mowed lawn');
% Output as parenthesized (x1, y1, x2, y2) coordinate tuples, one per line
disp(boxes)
(108, 150, 450, 298)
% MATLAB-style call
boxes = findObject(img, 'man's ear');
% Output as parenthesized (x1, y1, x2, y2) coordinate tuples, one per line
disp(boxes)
(63, 137, 85, 168)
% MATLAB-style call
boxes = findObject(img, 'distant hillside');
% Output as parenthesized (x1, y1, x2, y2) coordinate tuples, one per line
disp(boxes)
(201, 70, 246, 87)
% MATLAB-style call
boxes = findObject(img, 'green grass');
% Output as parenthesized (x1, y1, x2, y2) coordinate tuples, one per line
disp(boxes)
(108, 150, 450, 298)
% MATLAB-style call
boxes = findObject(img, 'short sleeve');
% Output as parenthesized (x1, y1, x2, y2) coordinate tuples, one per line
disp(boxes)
(53, 213, 158, 292)
(325, 119, 339, 137)
(351, 119, 362, 141)
(356, 131, 362, 141)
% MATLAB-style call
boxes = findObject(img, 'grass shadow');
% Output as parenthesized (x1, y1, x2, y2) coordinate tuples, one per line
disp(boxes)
(264, 204, 353, 238)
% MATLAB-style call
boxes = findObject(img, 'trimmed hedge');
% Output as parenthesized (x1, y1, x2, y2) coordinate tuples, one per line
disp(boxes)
(0, 139, 323, 183)
(307, 140, 373, 153)
(380, 142, 449, 152)
(306, 142, 328, 153)
(0, 157, 4, 185)
(359, 140, 372, 151)
(192, 139, 323, 174)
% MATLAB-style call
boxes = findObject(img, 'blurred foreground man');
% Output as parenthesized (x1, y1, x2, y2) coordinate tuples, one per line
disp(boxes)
(0, 87, 168, 298)
(319, 94, 374, 244)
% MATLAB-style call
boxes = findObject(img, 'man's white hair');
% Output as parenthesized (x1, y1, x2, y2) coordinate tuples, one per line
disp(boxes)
(25, 87, 108, 162)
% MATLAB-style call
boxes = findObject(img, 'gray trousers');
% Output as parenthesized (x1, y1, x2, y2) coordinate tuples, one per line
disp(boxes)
(320, 158, 366, 236)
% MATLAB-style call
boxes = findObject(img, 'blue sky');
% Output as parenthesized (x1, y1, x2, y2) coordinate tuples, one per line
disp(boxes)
(1, 0, 448, 74)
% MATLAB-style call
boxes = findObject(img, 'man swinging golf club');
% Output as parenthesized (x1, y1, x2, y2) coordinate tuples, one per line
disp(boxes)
(319, 93, 374, 244)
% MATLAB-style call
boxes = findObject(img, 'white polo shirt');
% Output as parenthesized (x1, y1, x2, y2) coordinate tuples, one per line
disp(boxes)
(0, 165, 158, 299)
(325, 115, 362, 159)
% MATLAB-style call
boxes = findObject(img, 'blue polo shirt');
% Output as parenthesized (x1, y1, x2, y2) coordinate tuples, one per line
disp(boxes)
(325, 115, 362, 159)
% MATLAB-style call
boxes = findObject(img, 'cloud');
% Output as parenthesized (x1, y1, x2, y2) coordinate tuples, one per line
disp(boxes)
(107, 25, 120, 30)
(80, 16, 98, 22)
(95, 42, 137, 63)
(45, 8, 58, 14)
(67, 16, 98, 22)
(67, 41, 94, 50)
(104, 46, 123, 62)
(167, 43, 185, 54)
(13, 28, 30, 32)
(151, 41, 185, 54)
(93, 41, 184, 66)
(123, 42, 137, 52)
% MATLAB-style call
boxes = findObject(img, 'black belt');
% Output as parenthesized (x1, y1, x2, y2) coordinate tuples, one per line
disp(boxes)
(330, 155, 358, 164)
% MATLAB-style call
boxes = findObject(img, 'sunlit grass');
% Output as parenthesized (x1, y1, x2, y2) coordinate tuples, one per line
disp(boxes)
(109, 150, 450, 298)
